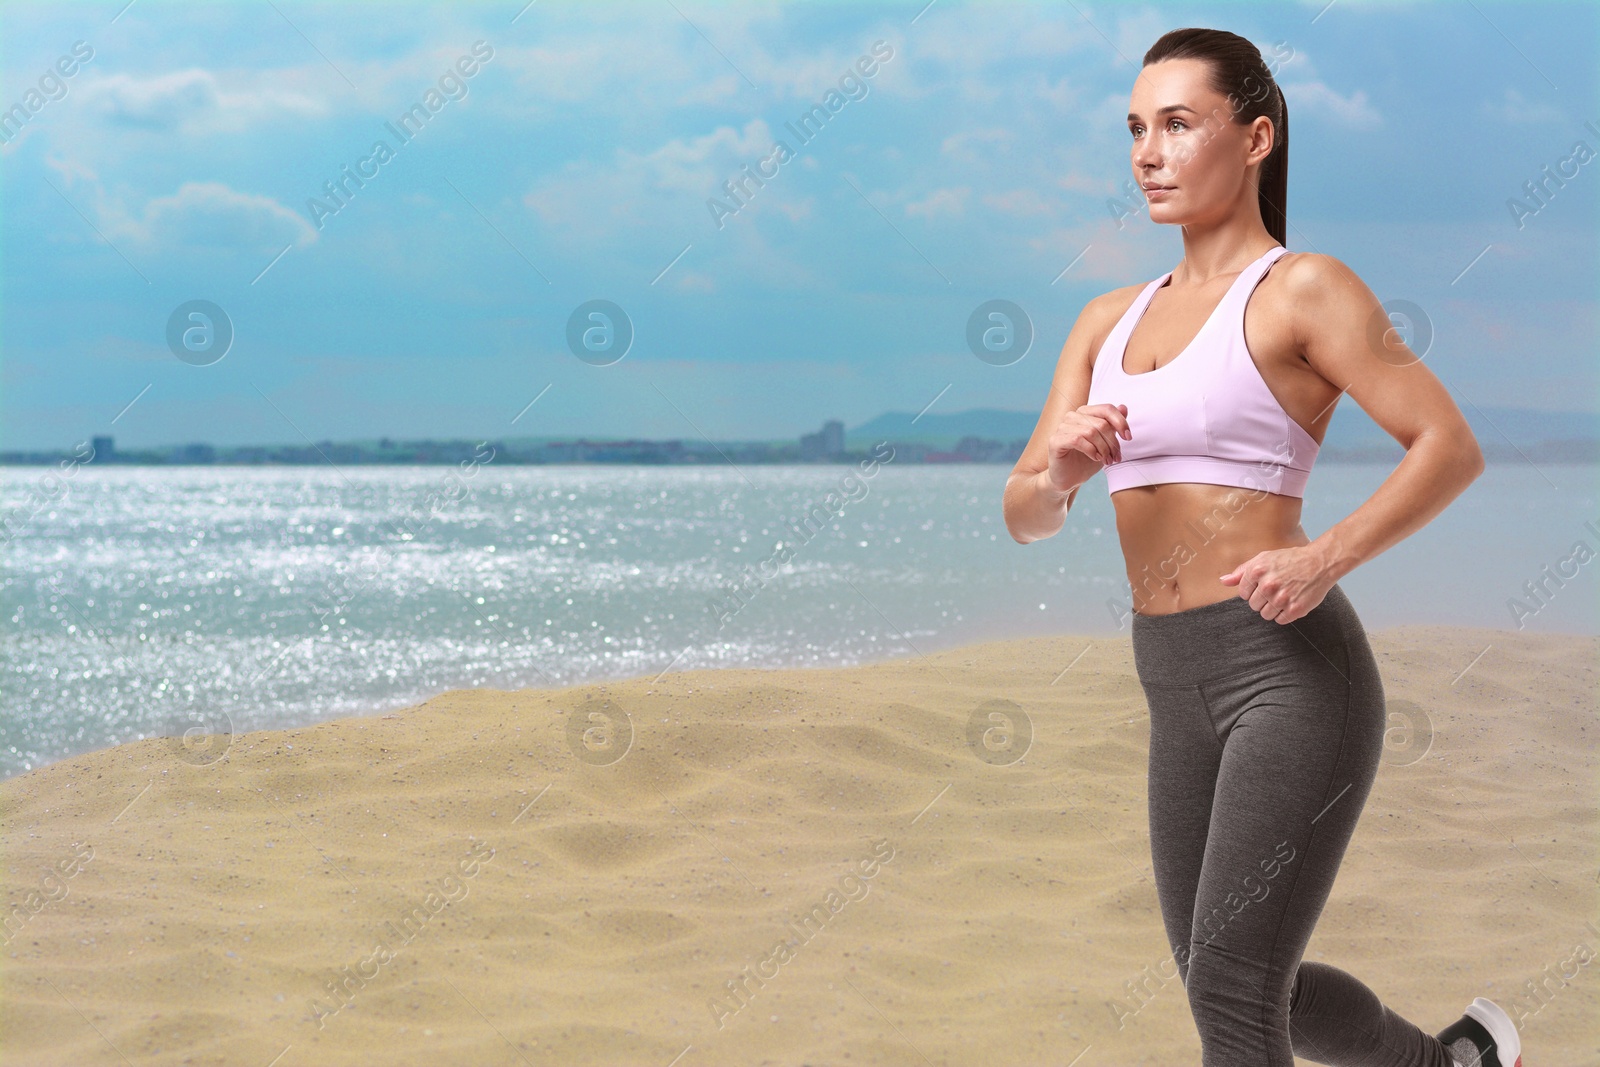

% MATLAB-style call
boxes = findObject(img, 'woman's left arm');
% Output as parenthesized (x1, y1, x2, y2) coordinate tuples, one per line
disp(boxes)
(1222, 253, 1486, 620)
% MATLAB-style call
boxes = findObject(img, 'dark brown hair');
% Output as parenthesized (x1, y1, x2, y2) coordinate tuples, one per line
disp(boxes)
(1142, 28, 1288, 246)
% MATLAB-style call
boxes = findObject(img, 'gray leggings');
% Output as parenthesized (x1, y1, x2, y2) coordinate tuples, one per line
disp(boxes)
(1133, 583, 1453, 1067)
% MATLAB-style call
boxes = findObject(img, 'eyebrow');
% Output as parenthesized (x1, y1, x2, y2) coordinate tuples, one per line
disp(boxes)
(1127, 105, 1196, 122)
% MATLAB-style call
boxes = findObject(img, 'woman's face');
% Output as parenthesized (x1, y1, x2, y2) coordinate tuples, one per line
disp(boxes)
(1128, 57, 1269, 226)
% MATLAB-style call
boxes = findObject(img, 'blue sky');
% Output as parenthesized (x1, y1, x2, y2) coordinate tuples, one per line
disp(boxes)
(1, 0, 1595, 450)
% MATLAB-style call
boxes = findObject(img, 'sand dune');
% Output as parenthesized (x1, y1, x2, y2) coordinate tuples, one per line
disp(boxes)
(2, 624, 1595, 1066)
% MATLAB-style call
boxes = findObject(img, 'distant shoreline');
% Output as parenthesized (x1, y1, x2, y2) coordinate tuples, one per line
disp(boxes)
(4, 442, 1597, 466)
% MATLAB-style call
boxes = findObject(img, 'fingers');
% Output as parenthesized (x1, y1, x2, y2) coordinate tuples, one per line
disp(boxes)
(1052, 404, 1132, 466)
(1051, 424, 1096, 464)
(1076, 434, 1109, 466)
(1079, 408, 1130, 463)
(1091, 422, 1121, 464)
(1098, 424, 1122, 464)
(1107, 403, 1131, 440)
(1090, 407, 1129, 462)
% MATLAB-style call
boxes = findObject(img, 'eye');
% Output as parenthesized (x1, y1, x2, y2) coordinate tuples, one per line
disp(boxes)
(1168, 118, 1187, 132)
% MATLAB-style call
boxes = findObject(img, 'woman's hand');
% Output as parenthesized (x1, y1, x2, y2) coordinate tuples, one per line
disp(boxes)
(1218, 545, 1337, 624)
(1045, 403, 1130, 492)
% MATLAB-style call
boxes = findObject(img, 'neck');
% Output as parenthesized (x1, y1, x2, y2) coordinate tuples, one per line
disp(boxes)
(1171, 222, 1278, 284)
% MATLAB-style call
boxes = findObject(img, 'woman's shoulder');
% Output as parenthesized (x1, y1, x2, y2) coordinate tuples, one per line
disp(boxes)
(1266, 249, 1361, 295)
(1084, 274, 1157, 326)
(1258, 250, 1374, 337)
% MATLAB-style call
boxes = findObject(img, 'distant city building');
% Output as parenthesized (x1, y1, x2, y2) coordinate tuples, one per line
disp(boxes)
(3, 413, 1584, 468)
(799, 419, 845, 461)
(919, 436, 1027, 463)
(173, 443, 215, 464)
(532, 439, 687, 464)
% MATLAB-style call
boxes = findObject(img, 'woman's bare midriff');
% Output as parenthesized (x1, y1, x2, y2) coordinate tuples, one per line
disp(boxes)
(1111, 482, 1311, 616)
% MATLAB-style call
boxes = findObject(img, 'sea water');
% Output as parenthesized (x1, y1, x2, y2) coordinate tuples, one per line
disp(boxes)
(2, 462, 1594, 777)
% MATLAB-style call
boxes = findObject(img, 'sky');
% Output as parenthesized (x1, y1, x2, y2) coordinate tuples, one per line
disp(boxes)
(1, 0, 1595, 450)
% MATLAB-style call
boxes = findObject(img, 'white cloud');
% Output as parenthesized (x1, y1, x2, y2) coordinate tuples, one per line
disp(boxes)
(635, 118, 779, 195)
(675, 71, 746, 108)
(906, 186, 969, 217)
(671, 270, 718, 293)
(940, 127, 1012, 162)
(1027, 220, 1169, 283)
(1030, 72, 1084, 112)
(101, 180, 318, 252)
(1282, 80, 1383, 129)
(1057, 169, 1113, 195)
(520, 118, 790, 234)
(1481, 86, 1567, 126)
(981, 188, 1057, 217)
(775, 196, 814, 222)
(44, 153, 96, 188)
(80, 69, 326, 133)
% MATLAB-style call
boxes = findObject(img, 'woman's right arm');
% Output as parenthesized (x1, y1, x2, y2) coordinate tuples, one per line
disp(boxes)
(1003, 294, 1131, 545)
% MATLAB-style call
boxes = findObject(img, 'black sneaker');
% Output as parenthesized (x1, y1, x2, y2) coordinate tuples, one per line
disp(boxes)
(1436, 996, 1522, 1067)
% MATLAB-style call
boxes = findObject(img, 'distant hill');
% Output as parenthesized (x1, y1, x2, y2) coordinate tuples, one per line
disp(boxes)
(846, 405, 1598, 456)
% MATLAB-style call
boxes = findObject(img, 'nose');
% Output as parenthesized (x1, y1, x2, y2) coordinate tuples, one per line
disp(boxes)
(1132, 135, 1161, 171)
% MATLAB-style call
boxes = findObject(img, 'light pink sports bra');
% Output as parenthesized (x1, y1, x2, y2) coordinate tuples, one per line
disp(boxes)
(1085, 244, 1319, 498)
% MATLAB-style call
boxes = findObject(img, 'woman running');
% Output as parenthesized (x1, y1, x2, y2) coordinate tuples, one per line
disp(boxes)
(1002, 27, 1521, 1067)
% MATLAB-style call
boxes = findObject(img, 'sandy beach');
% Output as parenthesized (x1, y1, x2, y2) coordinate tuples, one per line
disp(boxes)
(2, 623, 1595, 1067)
